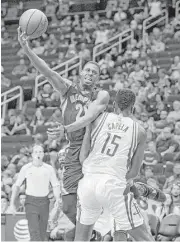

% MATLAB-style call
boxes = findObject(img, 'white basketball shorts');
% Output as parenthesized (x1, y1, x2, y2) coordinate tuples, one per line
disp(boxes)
(77, 174, 144, 231)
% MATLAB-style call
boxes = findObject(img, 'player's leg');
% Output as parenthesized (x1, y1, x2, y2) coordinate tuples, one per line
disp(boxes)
(62, 193, 77, 225)
(75, 221, 94, 241)
(128, 223, 155, 241)
(75, 176, 102, 241)
(101, 178, 154, 241)
(62, 194, 76, 241)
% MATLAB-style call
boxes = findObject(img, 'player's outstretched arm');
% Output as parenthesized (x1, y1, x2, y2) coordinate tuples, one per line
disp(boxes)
(17, 27, 70, 96)
(126, 124, 147, 181)
(65, 90, 110, 133)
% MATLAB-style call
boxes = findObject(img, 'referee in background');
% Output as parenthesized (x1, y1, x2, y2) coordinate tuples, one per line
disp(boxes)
(9, 144, 60, 241)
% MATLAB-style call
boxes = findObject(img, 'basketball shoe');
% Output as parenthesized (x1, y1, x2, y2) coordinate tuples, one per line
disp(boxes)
(131, 182, 166, 202)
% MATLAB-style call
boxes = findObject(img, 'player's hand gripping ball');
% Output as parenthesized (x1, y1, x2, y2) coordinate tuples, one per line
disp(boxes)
(19, 9, 48, 39)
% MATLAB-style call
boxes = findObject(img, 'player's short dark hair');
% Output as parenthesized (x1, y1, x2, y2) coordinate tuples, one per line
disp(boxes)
(83, 61, 101, 74)
(115, 89, 136, 111)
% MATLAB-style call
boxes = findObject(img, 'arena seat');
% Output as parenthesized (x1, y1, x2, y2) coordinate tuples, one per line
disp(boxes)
(164, 163, 174, 176)
(36, 125, 47, 134)
(25, 101, 36, 109)
(2, 135, 33, 143)
(158, 214, 180, 237)
(157, 175, 166, 187)
(153, 164, 164, 175)
(41, 108, 54, 118)
(5, 8, 18, 19)
(167, 95, 180, 103)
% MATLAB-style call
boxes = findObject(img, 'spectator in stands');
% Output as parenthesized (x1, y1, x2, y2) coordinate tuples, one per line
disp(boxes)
(17, 192, 26, 212)
(65, 43, 77, 59)
(12, 59, 28, 76)
(51, 52, 66, 67)
(156, 127, 179, 161)
(72, 14, 80, 28)
(1, 155, 9, 172)
(169, 183, 180, 214)
(113, 73, 128, 90)
(79, 43, 91, 65)
(20, 67, 37, 82)
(17, 1, 24, 17)
(128, 63, 146, 84)
(157, 69, 170, 90)
(149, 0, 162, 17)
(154, 110, 168, 129)
(144, 59, 157, 74)
(174, 122, 180, 146)
(16, 47, 25, 58)
(151, 39, 165, 53)
(9, 115, 31, 136)
(44, 34, 58, 55)
(163, 23, 175, 41)
(45, 0, 58, 16)
(36, 83, 54, 108)
(99, 65, 111, 82)
(150, 27, 162, 43)
(30, 108, 45, 134)
(50, 91, 61, 107)
(143, 166, 154, 182)
(156, 194, 172, 221)
(124, 44, 133, 60)
(167, 101, 180, 122)
(143, 141, 161, 166)
(113, 7, 127, 23)
(94, 23, 110, 45)
(1, 196, 9, 214)
(45, 108, 63, 126)
(32, 40, 45, 55)
(98, 53, 115, 70)
(163, 163, 180, 193)
(1, 66, 11, 89)
(172, 14, 180, 33)
(68, 69, 78, 83)
(170, 56, 180, 79)
(10, 147, 30, 165)
(1, 32, 12, 45)
(1, 119, 11, 137)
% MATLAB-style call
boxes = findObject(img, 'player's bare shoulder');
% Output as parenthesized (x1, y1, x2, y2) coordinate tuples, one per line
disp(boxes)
(96, 90, 110, 105)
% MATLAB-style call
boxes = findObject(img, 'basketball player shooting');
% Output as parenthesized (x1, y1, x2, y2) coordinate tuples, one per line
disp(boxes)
(17, 27, 109, 240)
(74, 89, 155, 241)
(17, 27, 165, 240)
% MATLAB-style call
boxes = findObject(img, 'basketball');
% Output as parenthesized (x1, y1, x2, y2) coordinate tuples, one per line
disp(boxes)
(19, 9, 48, 39)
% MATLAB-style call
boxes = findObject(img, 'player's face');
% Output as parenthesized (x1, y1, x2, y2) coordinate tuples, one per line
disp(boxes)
(32, 145, 44, 161)
(80, 63, 99, 89)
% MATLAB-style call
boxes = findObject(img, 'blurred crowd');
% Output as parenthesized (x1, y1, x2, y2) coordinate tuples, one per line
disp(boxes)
(1, 0, 180, 241)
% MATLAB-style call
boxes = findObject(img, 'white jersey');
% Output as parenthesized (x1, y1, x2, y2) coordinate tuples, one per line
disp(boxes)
(82, 112, 139, 182)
